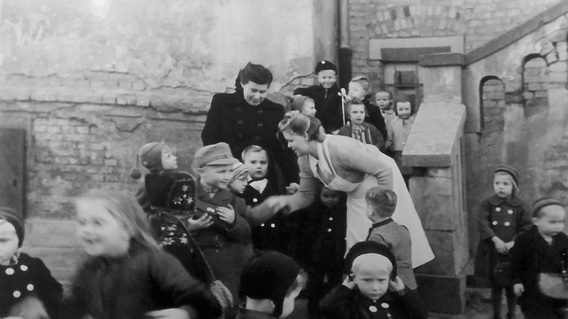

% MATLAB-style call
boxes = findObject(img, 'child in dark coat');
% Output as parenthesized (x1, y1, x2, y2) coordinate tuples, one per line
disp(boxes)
(293, 60, 343, 133)
(347, 75, 388, 140)
(240, 145, 288, 253)
(321, 241, 427, 319)
(0, 207, 62, 319)
(474, 164, 531, 319)
(61, 189, 221, 319)
(288, 185, 347, 318)
(237, 250, 304, 319)
(511, 198, 568, 319)
(192, 143, 253, 318)
(365, 187, 417, 290)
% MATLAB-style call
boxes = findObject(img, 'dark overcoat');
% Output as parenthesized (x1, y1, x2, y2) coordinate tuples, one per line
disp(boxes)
(201, 91, 298, 188)
(294, 85, 344, 133)
(474, 194, 531, 284)
(510, 225, 568, 316)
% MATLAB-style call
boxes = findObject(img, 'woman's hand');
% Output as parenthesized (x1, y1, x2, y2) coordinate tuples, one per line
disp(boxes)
(187, 214, 213, 231)
(513, 283, 524, 296)
(263, 196, 289, 213)
(342, 275, 357, 290)
(216, 205, 236, 224)
(504, 241, 515, 250)
(492, 237, 507, 254)
(145, 308, 189, 319)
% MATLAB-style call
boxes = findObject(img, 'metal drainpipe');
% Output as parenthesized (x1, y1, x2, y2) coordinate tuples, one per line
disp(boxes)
(338, 0, 352, 90)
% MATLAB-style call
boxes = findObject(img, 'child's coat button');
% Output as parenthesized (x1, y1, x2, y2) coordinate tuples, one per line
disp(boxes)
(492, 221, 498, 225)
(5, 268, 14, 275)
(504, 222, 510, 226)
(496, 207, 501, 212)
(27, 284, 34, 291)
(20, 265, 28, 271)
(13, 290, 21, 298)
(508, 210, 513, 214)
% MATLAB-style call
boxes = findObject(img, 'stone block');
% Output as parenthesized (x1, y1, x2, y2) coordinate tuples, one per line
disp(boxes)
(416, 272, 466, 315)
(410, 175, 457, 231)
(418, 230, 469, 277)
(404, 102, 466, 167)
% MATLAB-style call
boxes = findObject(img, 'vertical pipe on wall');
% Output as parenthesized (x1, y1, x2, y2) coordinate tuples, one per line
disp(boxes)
(338, 0, 352, 90)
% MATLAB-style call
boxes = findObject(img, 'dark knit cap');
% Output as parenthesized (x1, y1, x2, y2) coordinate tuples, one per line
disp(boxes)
(315, 60, 337, 74)
(240, 250, 300, 317)
(344, 241, 397, 279)
(0, 207, 24, 247)
(365, 187, 397, 216)
(532, 197, 564, 217)
(494, 164, 519, 186)
(131, 142, 166, 179)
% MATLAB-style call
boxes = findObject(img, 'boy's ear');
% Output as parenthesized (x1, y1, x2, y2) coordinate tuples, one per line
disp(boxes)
(531, 217, 539, 225)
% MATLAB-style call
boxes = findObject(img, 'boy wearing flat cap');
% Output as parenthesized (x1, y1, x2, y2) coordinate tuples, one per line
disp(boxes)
(294, 60, 343, 133)
(0, 207, 63, 319)
(321, 241, 427, 319)
(238, 250, 304, 319)
(510, 198, 568, 318)
(192, 142, 253, 319)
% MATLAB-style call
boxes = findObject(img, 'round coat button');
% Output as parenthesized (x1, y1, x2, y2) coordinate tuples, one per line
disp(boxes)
(327, 228, 332, 232)
(492, 221, 498, 225)
(27, 284, 34, 291)
(504, 222, 510, 226)
(508, 210, 513, 214)
(369, 305, 378, 312)
(329, 217, 334, 221)
(496, 207, 501, 212)
(13, 290, 21, 298)
(20, 265, 28, 271)
(270, 223, 276, 228)
(5, 268, 14, 275)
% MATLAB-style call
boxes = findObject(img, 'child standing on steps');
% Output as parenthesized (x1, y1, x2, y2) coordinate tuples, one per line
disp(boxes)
(61, 189, 221, 319)
(474, 164, 532, 319)
(337, 98, 385, 151)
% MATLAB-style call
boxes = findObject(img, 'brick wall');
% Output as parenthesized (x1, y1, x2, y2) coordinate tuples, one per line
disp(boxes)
(348, 0, 563, 84)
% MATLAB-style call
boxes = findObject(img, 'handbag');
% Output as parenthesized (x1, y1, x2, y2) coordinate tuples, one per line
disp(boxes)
(539, 250, 568, 300)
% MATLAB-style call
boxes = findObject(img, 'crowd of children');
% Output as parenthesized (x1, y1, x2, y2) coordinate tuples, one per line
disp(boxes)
(4, 59, 568, 319)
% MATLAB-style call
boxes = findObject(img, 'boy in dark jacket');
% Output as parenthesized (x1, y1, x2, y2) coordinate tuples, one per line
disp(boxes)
(511, 197, 568, 318)
(322, 241, 427, 319)
(237, 250, 304, 319)
(294, 60, 343, 133)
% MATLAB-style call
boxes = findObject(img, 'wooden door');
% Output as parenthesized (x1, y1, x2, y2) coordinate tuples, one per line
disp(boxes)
(0, 128, 25, 217)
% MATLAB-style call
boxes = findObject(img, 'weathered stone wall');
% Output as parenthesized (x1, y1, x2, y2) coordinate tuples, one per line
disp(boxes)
(0, 0, 337, 219)
(464, 14, 568, 250)
(347, 0, 563, 84)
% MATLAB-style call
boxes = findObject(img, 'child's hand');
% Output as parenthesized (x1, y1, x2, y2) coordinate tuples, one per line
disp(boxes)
(513, 283, 524, 296)
(217, 205, 235, 224)
(285, 183, 300, 195)
(187, 214, 213, 231)
(264, 196, 289, 213)
(145, 308, 189, 319)
(505, 241, 515, 250)
(342, 275, 357, 290)
(492, 237, 507, 254)
(388, 276, 405, 292)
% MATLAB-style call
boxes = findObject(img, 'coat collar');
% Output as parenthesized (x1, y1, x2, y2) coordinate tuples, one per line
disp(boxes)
(486, 194, 524, 207)
(371, 218, 394, 230)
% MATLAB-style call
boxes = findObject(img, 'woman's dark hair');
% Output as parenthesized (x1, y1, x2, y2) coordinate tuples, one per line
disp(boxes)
(238, 62, 273, 88)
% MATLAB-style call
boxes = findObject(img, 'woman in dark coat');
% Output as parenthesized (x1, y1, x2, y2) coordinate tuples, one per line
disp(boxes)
(201, 62, 298, 193)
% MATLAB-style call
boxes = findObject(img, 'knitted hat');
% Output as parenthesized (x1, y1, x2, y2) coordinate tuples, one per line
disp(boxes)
(131, 142, 166, 179)
(315, 60, 337, 74)
(532, 197, 564, 217)
(365, 187, 397, 217)
(230, 162, 248, 184)
(0, 207, 24, 247)
(344, 241, 397, 279)
(194, 142, 238, 168)
(494, 164, 519, 186)
(291, 96, 310, 112)
(240, 250, 301, 317)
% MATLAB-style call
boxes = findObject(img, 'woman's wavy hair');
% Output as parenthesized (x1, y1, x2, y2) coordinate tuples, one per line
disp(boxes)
(76, 189, 160, 251)
(277, 111, 325, 142)
(235, 62, 273, 91)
